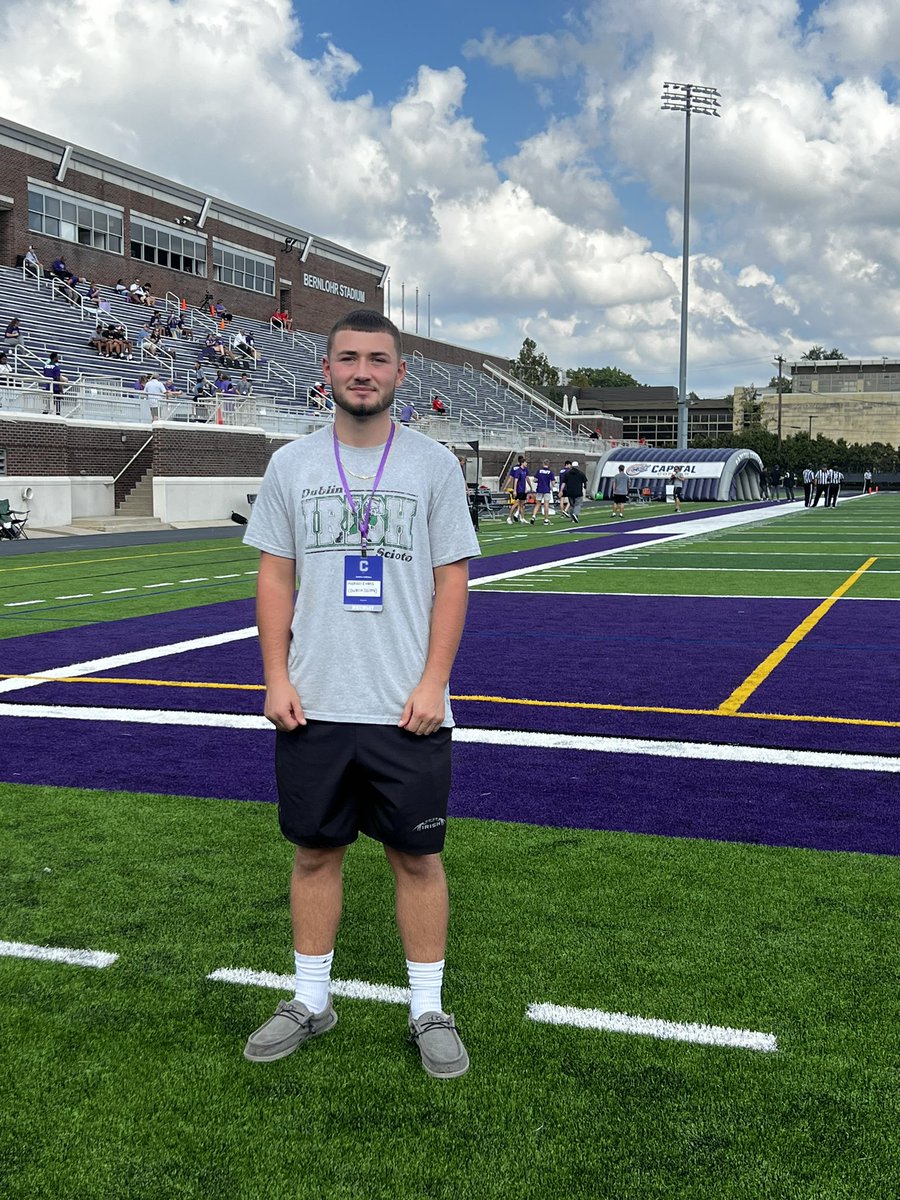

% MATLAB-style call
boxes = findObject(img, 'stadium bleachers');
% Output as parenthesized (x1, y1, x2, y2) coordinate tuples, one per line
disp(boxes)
(0, 263, 597, 450)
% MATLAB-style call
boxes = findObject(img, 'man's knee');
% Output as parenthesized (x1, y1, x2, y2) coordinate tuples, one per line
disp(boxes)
(293, 845, 346, 877)
(384, 848, 445, 881)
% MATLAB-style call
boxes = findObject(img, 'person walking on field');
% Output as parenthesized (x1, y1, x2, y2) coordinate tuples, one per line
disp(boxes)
(802, 466, 814, 507)
(669, 468, 686, 513)
(781, 469, 796, 502)
(506, 454, 530, 524)
(611, 464, 629, 517)
(242, 309, 480, 1079)
(564, 460, 588, 522)
(530, 460, 555, 524)
(558, 460, 572, 518)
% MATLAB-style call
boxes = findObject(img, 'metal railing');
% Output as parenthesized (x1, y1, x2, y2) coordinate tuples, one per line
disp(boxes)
(266, 360, 297, 398)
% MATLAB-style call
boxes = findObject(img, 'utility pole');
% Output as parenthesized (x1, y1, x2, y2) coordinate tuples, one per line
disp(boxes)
(661, 81, 721, 449)
(774, 354, 786, 450)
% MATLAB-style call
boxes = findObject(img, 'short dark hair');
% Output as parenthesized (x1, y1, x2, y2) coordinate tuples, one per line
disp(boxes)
(326, 309, 402, 359)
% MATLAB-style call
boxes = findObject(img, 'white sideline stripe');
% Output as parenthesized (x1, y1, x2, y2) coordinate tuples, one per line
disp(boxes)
(179, 578, 208, 583)
(0, 939, 118, 969)
(526, 1002, 777, 1053)
(207, 967, 411, 1004)
(55, 593, 92, 599)
(4, 599, 45, 607)
(0, 627, 258, 697)
(0, 701, 897, 773)
(472, 502, 842, 586)
(479, 589, 900, 602)
(101, 588, 135, 594)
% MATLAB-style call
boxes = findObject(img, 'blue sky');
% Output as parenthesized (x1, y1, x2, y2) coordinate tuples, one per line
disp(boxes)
(3, 0, 900, 397)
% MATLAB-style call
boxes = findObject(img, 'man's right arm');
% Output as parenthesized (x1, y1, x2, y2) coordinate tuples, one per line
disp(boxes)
(256, 550, 306, 730)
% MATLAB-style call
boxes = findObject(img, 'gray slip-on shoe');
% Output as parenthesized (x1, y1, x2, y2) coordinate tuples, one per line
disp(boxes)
(243, 998, 337, 1063)
(408, 1011, 470, 1079)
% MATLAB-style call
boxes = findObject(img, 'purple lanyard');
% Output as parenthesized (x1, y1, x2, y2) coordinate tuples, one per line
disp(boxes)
(332, 423, 396, 556)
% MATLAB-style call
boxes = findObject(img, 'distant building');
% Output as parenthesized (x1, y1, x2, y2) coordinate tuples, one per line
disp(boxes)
(735, 358, 900, 445)
(569, 385, 733, 448)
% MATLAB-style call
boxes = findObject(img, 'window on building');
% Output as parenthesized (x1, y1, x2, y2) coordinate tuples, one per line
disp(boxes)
(130, 220, 206, 276)
(0, 448, 6, 475)
(27, 186, 123, 253)
(213, 244, 275, 295)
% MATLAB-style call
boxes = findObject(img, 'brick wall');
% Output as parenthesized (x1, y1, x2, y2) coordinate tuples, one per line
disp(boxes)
(0, 416, 68, 475)
(0, 143, 379, 334)
(152, 424, 269, 477)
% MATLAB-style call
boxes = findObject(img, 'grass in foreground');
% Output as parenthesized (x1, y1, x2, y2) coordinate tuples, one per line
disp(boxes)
(1, 783, 898, 1199)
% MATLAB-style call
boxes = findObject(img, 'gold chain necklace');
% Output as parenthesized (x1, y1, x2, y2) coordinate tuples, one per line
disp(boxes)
(344, 466, 377, 481)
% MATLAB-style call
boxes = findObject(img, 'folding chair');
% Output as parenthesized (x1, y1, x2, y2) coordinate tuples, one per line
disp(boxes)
(0, 497, 29, 539)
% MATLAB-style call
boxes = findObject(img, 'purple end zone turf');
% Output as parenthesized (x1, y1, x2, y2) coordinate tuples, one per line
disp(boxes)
(1, 715, 896, 856)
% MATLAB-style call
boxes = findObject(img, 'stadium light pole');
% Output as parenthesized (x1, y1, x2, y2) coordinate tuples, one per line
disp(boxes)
(661, 81, 721, 450)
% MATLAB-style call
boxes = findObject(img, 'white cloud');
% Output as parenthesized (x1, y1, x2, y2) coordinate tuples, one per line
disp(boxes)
(0, 0, 898, 395)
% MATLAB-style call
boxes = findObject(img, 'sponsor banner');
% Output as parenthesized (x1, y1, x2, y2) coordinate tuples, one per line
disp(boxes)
(601, 460, 726, 480)
(302, 272, 366, 303)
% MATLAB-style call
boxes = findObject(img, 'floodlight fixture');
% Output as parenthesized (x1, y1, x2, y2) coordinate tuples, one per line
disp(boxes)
(661, 81, 721, 449)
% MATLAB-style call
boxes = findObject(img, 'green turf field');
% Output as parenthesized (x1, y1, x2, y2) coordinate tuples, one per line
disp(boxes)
(2, 494, 899, 1199)
(2, 783, 898, 1200)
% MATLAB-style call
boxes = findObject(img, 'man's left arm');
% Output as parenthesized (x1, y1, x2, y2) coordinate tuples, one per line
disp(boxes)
(398, 559, 470, 736)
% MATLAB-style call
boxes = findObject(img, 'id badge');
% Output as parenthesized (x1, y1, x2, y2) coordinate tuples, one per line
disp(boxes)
(343, 554, 384, 611)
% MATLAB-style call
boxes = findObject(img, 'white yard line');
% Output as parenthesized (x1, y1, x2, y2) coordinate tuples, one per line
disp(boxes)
(526, 1002, 777, 1053)
(207, 967, 411, 1005)
(0, 940, 117, 969)
(0, 628, 258, 697)
(0, 702, 897, 772)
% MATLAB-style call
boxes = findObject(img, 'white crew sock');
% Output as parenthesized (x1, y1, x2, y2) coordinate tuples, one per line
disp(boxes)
(406, 959, 445, 1020)
(293, 950, 334, 1014)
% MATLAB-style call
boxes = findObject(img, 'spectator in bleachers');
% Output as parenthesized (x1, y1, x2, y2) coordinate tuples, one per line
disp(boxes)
(213, 333, 240, 367)
(144, 372, 167, 407)
(129, 279, 152, 306)
(214, 300, 232, 324)
(236, 372, 253, 396)
(4, 317, 22, 346)
(307, 381, 330, 409)
(56, 274, 80, 306)
(133, 374, 150, 392)
(164, 377, 182, 397)
(215, 371, 235, 393)
(50, 255, 69, 280)
(23, 246, 42, 278)
(108, 322, 132, 359)
(144, 327, 174, 364)
(42, 352, 67, 414)
(0, 352, 11, 375)
(114, 279, 128, 296)
(233, 329, 258, 364)
(431, 394, 447, 416)
(399, 401, 418, 425)
(85, 281, 102, 308)
(89, 322, 112, 357)
(271, 308, 293, 331)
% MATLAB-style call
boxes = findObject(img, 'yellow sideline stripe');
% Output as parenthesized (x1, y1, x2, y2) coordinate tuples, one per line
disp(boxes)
(0, 673, 263, 691)
(2, 674, 899, 729)
(716, 557, 877, 716)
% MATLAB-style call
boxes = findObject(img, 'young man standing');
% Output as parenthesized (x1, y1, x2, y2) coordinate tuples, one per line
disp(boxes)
(670, 468, 686, 513)
(506, 455, 529, 524)
(530, 460, 555, 524)
(611, 464, 629, 517)
(565, 460, 588, 522)
(242, 310, 479, 1079)
(558, 460, 571, 518)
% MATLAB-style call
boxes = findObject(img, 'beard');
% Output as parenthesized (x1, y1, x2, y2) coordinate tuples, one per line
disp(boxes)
(330, 381, 396, 419)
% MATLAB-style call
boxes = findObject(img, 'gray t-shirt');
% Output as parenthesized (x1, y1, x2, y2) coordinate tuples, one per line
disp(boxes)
(244, 423, 480, 727)
(612, 471, 629, 497)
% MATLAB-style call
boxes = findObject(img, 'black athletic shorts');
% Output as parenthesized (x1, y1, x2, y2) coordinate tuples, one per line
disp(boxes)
(275, 721, 452, 855)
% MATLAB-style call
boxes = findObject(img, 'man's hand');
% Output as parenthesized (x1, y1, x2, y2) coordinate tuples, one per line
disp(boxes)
(264, 680, 306, 731)
(398, 681, 446, 736)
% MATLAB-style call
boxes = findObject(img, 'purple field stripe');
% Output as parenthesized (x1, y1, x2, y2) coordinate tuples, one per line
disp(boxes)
(0, 713, 895, 855)
(0, 598, 257, 677)
(745, 600, 900, 728)
(452, 700, 900, 759)
(470, 531, 677, 578)
(456, 591, 811, 712)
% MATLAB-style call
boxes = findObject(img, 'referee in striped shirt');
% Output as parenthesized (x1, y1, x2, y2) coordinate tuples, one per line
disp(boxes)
(826, 467, 844, 507)
(813, 467, 829, 506)
(802, 466, 814, 507)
